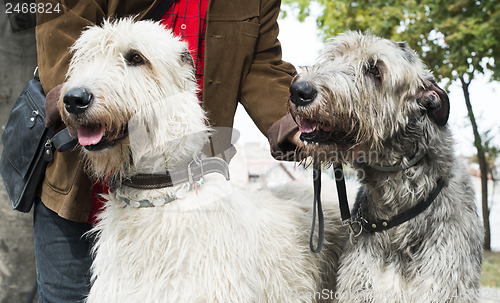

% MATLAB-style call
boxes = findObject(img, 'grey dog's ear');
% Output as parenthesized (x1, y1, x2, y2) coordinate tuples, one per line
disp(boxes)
(417, 79, 450, 126)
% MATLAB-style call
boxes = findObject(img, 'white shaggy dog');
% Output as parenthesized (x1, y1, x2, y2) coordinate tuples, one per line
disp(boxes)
(58, 19, 346, 302)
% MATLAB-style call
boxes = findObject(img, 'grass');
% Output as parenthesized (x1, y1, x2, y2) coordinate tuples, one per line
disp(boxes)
(482, 251, 500, 288)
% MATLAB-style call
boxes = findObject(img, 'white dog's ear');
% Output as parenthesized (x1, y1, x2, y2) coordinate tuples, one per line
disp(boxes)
(181, 49, 194, 68)
(397, 41, 408, 48)
(417, 79, 450, 126)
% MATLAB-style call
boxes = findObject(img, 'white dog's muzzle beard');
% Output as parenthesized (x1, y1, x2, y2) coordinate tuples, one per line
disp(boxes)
(63, 86, 128, 151)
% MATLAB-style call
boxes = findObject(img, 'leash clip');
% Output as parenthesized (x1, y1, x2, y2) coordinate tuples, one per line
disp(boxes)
(342, 218, 364, 245)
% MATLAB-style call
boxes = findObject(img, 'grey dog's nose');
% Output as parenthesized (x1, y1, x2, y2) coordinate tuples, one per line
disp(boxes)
(63, 87, 93, 115)
(290, 81, 317, 107)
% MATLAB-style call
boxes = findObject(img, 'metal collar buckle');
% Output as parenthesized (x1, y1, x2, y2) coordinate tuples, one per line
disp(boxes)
(187, 158, 203, 184)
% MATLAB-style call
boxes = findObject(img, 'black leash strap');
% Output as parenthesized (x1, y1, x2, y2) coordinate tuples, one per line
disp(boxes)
(309, 162, 350, 252)
(334, 163, 351, 222)
(310, 162, 325, 253)
(309, 155, 445, 248)
(334, 163, 363, 246)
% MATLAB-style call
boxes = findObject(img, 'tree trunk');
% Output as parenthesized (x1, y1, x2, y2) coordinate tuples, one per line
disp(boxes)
(460, 76, 491, 251)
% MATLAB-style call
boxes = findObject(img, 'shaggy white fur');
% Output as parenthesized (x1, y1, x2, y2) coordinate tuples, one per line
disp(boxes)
(59, 18, 346, 303)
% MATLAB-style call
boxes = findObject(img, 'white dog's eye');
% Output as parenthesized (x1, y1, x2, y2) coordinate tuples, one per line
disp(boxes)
(125, 51, 146, 66)
(368, 65, 381, 78)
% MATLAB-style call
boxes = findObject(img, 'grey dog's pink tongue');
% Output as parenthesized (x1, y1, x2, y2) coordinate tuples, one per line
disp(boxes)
(78, 125, 104, 146)
(298, 119, 332, 133)
(298, 119, 318, 133)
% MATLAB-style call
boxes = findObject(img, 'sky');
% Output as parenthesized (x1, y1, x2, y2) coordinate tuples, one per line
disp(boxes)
(234, 5, 500, 158)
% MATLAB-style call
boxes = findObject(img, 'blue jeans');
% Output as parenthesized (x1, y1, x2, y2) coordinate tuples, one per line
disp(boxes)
(33, 198, 93, 303)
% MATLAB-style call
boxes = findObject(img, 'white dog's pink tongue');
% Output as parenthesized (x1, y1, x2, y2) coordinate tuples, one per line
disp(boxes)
(298, 119, 318, 134)
(78, 126, 104, 146)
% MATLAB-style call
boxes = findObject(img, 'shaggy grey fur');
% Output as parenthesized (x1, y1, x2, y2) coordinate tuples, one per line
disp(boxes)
(289, 32, 483, 302)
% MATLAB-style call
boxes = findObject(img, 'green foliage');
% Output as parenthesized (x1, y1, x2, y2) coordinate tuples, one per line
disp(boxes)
(483, 130, 500, 170)
(283, 0, 500, 83)
(471, 129, 500, 169)
(482, 251, 500, 288)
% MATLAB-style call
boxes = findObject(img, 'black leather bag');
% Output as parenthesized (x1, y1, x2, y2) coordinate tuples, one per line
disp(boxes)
(0, 73, 76, 212)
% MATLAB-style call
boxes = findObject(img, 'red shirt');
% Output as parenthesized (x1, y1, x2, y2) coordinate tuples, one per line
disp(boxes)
(88, 0, 209, 224)
(161, 0, 209, 101)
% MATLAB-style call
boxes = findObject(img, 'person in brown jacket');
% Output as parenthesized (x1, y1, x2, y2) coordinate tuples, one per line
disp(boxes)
(34, 0, 298, 301)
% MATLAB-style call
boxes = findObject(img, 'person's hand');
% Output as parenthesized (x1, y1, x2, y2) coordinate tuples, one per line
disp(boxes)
(45, 84, 65, 131)
(268, 114, 300, 161)
(287, 130, 301, 147)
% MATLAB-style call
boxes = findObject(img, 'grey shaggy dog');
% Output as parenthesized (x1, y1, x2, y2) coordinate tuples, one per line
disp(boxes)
(289, 31, 483, 302)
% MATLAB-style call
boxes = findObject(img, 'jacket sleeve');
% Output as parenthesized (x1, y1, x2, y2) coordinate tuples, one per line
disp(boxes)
(238, 0, 297, 136)
(35, 0, 107, 95)
(35, 1, 107, 130)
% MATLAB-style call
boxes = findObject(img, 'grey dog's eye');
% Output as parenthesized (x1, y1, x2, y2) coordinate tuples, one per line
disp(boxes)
(125, 51, 145, 66)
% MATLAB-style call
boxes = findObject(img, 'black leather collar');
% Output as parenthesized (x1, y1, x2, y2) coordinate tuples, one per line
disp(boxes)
(354, 178, 445, 233)
(310, 160, 446, 250)
(335, 164, 445, 245)
(115, 157, 230, 190)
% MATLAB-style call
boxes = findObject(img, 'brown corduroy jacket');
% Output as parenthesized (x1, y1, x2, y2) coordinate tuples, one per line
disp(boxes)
(35, 0, 297, 222)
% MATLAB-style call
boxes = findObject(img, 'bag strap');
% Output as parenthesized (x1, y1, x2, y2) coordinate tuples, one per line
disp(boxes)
(33, 67, 77, 153)
(51, 129, 77, 152)
(42, 129, 77, 163)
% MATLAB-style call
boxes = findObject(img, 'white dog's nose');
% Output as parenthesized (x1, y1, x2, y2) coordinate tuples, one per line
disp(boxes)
(63, 87, 93, 115)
